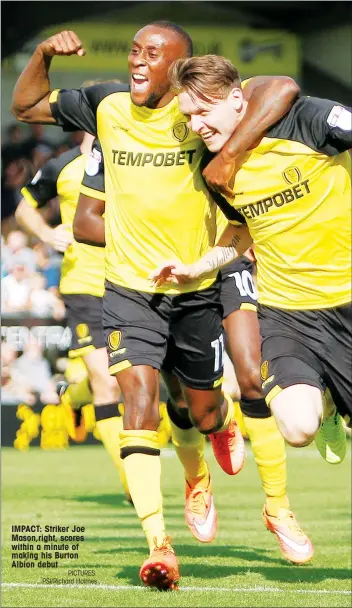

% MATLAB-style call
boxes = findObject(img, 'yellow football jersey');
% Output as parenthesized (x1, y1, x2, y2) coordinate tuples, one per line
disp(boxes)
(216, 206, 230, 240)
(50, 85, 218, 294)
(21, 147, 105, 297)
(226, 97, 351, 310)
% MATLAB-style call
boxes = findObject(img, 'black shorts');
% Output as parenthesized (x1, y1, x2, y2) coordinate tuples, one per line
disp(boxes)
(220, 256, 258, 319)
(62, 294, 105, 358)
(103, 280, 224, 390)
(258, 302, 352, 421)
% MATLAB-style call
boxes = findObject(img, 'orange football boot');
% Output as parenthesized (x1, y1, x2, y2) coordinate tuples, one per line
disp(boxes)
(209, 420, 245, 475)
(263, 506, 314, 565)
(185, 474, 217, 543)
(139, 536, 179, 591)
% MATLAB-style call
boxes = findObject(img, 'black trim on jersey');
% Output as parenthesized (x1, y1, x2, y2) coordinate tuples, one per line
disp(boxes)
(50, 83, 130, 135)
(200, 151, 246, 224)
(24, 145, 82, 207)
(82, 139, 104, 193)
(266, 96, 352, 155)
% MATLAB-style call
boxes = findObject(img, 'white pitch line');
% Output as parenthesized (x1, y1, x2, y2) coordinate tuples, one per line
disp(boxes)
(2, 582, 351, 595)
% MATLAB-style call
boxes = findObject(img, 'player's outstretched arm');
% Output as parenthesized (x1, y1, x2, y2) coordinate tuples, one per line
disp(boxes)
(16, 199, 73, 253)
(73, 194, 105, 247)
(12, 31, 85, 124)
(150, 223, 252, 287)
(203, 76, 300, 197)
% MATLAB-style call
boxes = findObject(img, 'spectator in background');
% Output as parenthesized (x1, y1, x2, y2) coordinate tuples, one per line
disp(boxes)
(1, 235, 7, 279)
(28, 272, 65, 320)
(1, 342, 36, 405)
(54, 130, 84, 157)
(1, 256, 33, 314)
(2, 229, 36, 275)
(2, 123, 54, 169)
(1, 342, 18, 383)
(1, 157, 32, 225)
(1, 123, 57, 227)
(9, 338, 59, 405)
(25, 124, 56, 171)
(1, 122, 81, 230)
(33, 242, 61, 294)
(1, 124, 25, 169)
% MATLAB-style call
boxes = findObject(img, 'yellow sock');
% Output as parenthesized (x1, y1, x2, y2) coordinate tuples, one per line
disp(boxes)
(217, 392, 235, 432)
(170, 420, 208, 486)
(120, 429, 165, 552)
(94, 405, 129, 498)
(157, 402, 172, 447)
(233, 401, 248, 439)
(243, 415, 290, 516)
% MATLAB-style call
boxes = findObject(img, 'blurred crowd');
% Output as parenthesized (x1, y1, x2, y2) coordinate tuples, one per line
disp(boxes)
(1, 249, 66, 404)
(1, 230, 65, 319)
(1, 122, 85, 318)
(1, 339, 60, 406)
(1, 124, 84, 405)
(1, 122, 84, 227)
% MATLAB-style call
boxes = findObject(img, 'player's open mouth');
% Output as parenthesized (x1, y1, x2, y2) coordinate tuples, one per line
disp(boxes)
(200, 130, 216, 142)
(131, 74, 149, 93)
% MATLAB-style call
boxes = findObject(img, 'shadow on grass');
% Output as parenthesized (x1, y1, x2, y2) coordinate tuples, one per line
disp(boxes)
(116, 562, 352, 587)
(94, 543, 282, 565)
(73, 493, 132, 508)
(75, 492, 179, 504)
(48, 493, 269, 521)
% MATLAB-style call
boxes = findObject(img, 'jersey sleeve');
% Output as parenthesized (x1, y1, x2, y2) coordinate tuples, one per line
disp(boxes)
(20, 158, 59, 208)
(268, 96, 352, 155)
(324, 103, 352, 151)
(241, 78, 252, 90)
(49, 82, 130, 135)
(80, 140, 105, 201)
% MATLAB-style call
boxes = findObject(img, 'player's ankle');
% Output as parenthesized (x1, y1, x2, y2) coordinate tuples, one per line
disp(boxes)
(265, 495, 290, 517)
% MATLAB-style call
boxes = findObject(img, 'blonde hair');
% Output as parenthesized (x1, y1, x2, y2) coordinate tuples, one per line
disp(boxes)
(168, 55, 241, 103)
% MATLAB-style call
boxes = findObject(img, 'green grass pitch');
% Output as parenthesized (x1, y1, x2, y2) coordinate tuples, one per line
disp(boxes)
(2, 442, 351, 607)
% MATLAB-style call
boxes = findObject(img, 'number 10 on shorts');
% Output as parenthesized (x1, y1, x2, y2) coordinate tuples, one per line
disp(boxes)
(229, 270, 257, 299)
(211, 334, 225, 372)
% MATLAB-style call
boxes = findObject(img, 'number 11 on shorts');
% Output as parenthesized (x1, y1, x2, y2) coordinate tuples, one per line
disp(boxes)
(211, 334, 225, 372)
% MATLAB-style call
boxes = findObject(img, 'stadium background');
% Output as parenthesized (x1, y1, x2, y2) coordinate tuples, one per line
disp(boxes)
(1, 4, 351, 608)
(1, 1, 351, 447)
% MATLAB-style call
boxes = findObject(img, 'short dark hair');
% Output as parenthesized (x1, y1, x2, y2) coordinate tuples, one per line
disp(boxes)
(148, 20, 193, 57)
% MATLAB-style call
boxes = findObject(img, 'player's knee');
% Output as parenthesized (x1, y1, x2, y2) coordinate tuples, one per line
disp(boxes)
(189, 400, 222, 434)
(278, 418, 319, 447)
(122, 380, 160, 431)
(192, 416, 216, 434)
(270, 384, 323, 447)
(166, 398, 193, 429)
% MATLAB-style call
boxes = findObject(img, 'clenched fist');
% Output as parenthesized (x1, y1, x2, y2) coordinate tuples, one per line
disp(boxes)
(39, 30, 86, 57)
(202, 152, 236, 199)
